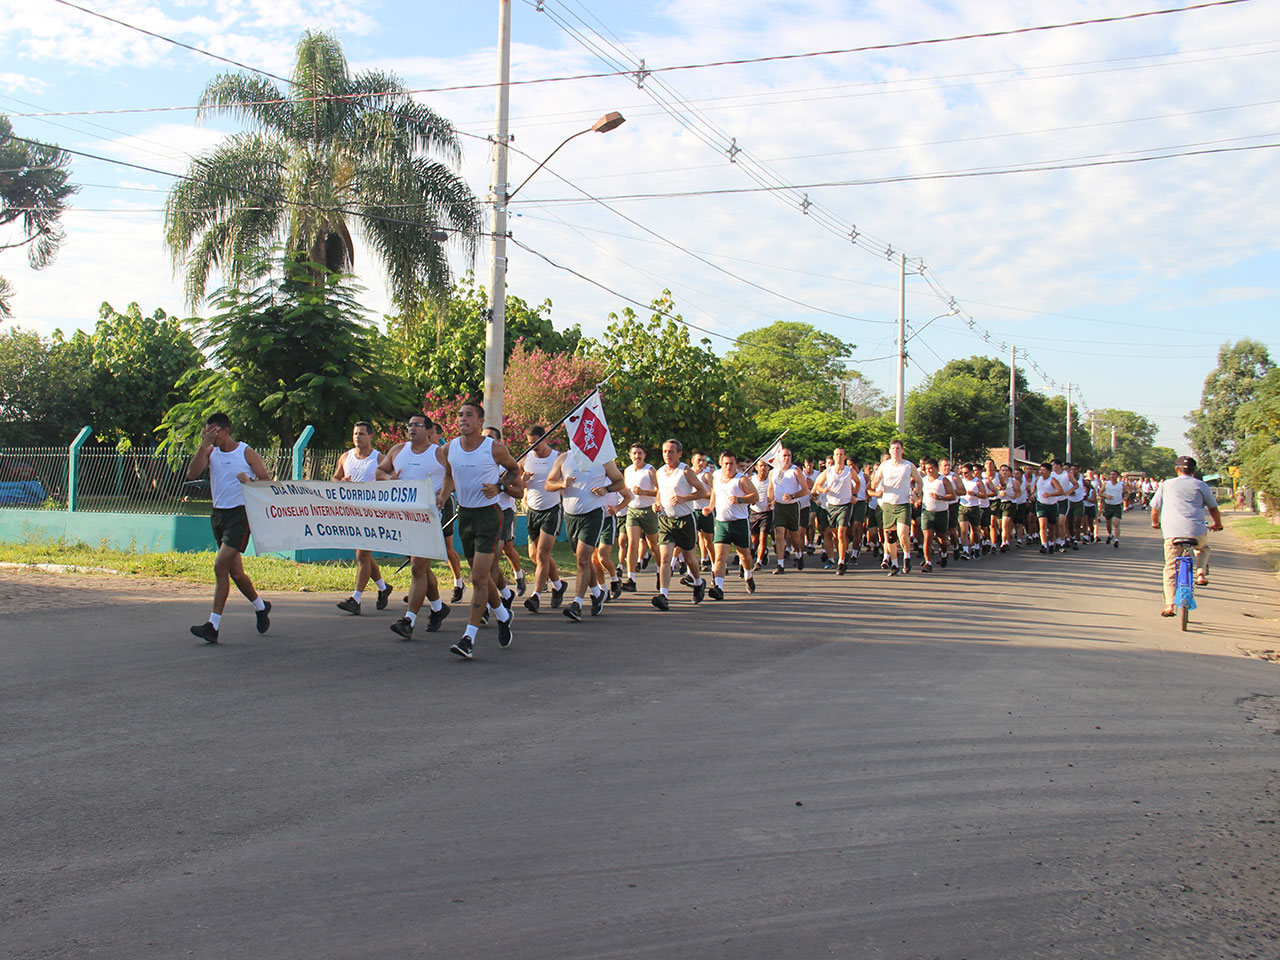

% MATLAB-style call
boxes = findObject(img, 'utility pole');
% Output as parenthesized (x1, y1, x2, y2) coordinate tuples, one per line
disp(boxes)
(1066, 382, 1073, 463)
(895, 252, 906, 430)
(1111, 424, 1117, 454)
(482, 0, 513, 430)
(1008, 344, 1016, 464)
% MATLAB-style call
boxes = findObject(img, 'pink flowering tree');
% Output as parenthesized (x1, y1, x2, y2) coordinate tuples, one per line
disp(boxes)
(501, 340, 606, 448)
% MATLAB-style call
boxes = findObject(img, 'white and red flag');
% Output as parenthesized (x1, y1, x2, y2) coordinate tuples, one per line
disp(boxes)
(566, 390, 616, 470)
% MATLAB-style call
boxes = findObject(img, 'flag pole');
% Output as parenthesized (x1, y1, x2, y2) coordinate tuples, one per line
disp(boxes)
(510, 368, 618, 462)
(740, 428, 790, 474)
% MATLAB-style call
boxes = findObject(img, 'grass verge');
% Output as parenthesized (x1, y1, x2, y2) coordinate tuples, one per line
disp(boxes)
(1224, 514, 1280, 574)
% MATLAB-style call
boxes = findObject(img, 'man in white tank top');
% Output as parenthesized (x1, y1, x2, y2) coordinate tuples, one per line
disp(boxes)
(650, 438, 710, 609)
(520, 424, 568, 614)
(622, 444, 660, 591)
(185, 413, 273, 643)
(427, 421, 466, 604)
(691, 451, 715, 573)
(483, 427, 530, 597)
(868, 440, 922, 576)
(768, 447, 812, 574)
(332, 421, 394, 616)
(1101, 469, 1126, 547)
(436, 401, 523, 659)
(545, 444, 626, 621)
(811, 448, 858, 575)
(707, 451, 759, 599)
(378, 414, 451, 640)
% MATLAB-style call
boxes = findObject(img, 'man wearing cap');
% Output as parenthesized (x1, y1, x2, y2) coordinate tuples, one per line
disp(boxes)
(1150, 456, 1223, 617)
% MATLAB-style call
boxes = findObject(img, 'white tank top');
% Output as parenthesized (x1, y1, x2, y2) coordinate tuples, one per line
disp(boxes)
(447, 436, 501, 509)
(393, 441, 446, 493)
(561, 457, 609, 515)
(209, 441, 252, 509)
(1011, 477, 1027, 504)
(878, 459, 915, 505)
(772, 465, 805, 504)
(521, 450, 560, 511)
(1068, 475, 1086, 502)
(343, 447, 379, 483)
(960, 478, 983, 507)
(749, 474, 773, 513)
(1103, 480, 1124, 505)
(656, 462, 695, 518)
(715, 474, 751, 522)
(822, 466, 854, 507)
(1052, 469, 1070, 503)
(692, 468, 712, 511)
(922, 475, 950, 512)
(1036, 475, 1060, 505)
(625, 463, 658, 509)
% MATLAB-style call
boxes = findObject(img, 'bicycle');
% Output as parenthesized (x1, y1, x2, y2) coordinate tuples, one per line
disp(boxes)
(1170, 537, 1200, 631)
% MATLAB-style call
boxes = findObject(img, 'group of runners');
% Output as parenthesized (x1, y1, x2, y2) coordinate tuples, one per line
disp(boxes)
(188, 407, 1150, 657)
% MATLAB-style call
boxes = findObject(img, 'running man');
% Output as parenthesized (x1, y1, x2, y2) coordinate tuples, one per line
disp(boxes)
(1151, 456, 1223, 617)
(1100, 469, 1125, 547)
(957, 463, 985, 560)
(186, 413, 273, 643)
(708, 451, 758, 599)
(1034, 462, 1070, 553)
(520, 425, 568, 613)
(435, 402, 522, 659)
(623, 443, 660, 592)
(483, 427, 528, 594)
(651, 439, 710, 609)
(595, 485, 630, 600)
(691, 451, 715, 572)
(748, 457, 775, 570)
(996, 463, 1022, 551)
(940, 457, 962, 559)
(427, 421, 466, 604)
(768, 448, 811, 574)
(379, 414, 451, 640)
(868, 440, 922, 576)
(812, 448, 857, 575)
(545, 444, 626, 621)
(919, 458, 957, 572)
(333, 421, 393, 615)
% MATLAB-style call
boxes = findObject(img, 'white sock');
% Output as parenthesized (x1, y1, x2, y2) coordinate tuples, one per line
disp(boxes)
(494, 604, 511, 623)
(375, 578, 387, 590)
(744, 570, 753, 581)
(352, 590, 363, 604)
(660, 587, 669, 597)
(406, 610, 418, 626)
(531, 591, 540, 601)
(209, 612, 221, 628)
(430, 598, 442, 612)
(590, 585, 603, 598)
(464, 623, 478, 639)
(454, 578, 465, 588)
(715, 576, 724, 588)
(574, 595, 585, 607)
(251, 596, 266, 611)
(693, 577, 704, 586)
(500, 586, 513, 600)
(553, 579, 566, 590)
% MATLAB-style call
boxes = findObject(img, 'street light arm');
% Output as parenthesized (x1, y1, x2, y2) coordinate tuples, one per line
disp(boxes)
(507, 112, 625, 201)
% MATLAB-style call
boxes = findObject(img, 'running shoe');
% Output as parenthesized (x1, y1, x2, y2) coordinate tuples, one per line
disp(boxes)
(562, 602, 582, 622)
(610, 580, 623, 600)
(336, 597, 361, 615)
(390, 616, 414, 639)
(550, 582, 568, 607)
(837, 562, 847, 576)
(190, 621, 218, 643)
(497, 618, 512, 648)
(773, 565, 784, 575)
(745, 577, 757, 594)
(425, 603, 451, 632)
(590, 592, 605, 616)
(450, 636, 474, 659)
(620, 579, 637, 593)
(903, 556, 912, 574)
(922, 562, 932, 573)
(708, 584, 725, 601)
(1113, 539, 1120, 549)
(701, 558, 712, 571)
(692, 580, 706, 604)
(501, 592, 514, 611)
(651, 594, 670, 611)
(450, 585, 464, 604)
(888, 564, 900, 577)
(524, 594, 541, 614)
(680, 573, 697, 587)
(516, 572, 527, 596)
(796, 555, 804, 571)
(255, 601, 272, 634)
(377, 584, 394, 610)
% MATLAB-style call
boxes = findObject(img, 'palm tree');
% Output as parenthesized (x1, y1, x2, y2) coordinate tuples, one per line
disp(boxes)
(164, 30, 479, 310)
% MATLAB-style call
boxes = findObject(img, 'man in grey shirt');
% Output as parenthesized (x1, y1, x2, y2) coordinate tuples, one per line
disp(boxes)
(1150, 456, 1223, 617)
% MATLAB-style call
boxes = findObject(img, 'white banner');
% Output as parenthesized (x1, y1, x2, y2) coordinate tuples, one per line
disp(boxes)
(241, 479, 446, 558)
(566, 389, 617, 472)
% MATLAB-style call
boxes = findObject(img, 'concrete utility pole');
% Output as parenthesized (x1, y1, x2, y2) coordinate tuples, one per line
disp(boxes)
(1066, 382, 1073, 463)
(1008, 344, 1016, 463)
(1111, 424, 1117, 454)
(895, 253, 906, 430)
(482, 0, 513, 431)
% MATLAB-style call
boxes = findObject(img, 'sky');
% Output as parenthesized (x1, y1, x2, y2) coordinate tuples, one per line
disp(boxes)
(3, 0, 1280, 453)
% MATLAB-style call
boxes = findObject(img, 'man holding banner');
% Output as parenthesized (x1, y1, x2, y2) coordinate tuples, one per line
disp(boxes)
(379, 414, 451, 640)
(333, 421, 394, 616)
(436, 402, 522, 660)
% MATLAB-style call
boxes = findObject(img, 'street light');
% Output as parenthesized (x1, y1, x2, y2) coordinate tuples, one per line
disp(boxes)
(482, 110, 626, 430)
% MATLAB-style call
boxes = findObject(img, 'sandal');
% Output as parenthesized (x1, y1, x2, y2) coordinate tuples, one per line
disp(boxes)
(1159, 607, 1176, 618)
(1196, 576, 1208, 586)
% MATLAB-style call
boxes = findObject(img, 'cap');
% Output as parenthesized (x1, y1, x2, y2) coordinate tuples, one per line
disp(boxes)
(1176, 455, 1197, 470)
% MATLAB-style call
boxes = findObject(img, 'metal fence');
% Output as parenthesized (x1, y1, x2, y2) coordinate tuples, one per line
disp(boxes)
(0, 446, 72, 509)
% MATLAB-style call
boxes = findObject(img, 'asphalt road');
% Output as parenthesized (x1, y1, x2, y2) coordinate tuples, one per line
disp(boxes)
(3, 517, 1279, 959)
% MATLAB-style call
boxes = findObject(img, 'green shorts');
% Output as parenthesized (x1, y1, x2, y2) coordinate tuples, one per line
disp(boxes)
(960, 505, 983, 526)
(773, 501, 801, 532)
(979, 506, 992, 527)
(695, 510, 715, 534)
(827, 502, 853, 529)
(852, 500, 868, 524)
(458, 504, 503, 560)
(714, 517, 751, 549)
(868, 506, 883, 529)
(440, 495, 457, 538)
(565, 508, 604, 547)
(812, 503, 829, 529)
(1104, 503, 1123, 520)
(800, 505, 810, 529)
(1084, 505, 1097, 519)
(921, 508, 949, 535)
(1068, 500, 1085, 518)
(210, 505, 251, 552)
(627, 506, 659, 536)
(881, 501, 912, 528)
(948, 502, 960, 528)
(658, 513, 697, 551)
(1035, 501, 1059, 522)
(526, 504, 562, 541)
(599, 513, 617, 547)
(500, 507, 516, 542)
(993, 500, 1011, 519)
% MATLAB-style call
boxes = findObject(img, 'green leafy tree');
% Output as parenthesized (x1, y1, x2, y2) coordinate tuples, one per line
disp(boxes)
(0, 327, 91, 444)
(724, 321, 854, 413)
(1234, 368, 1280, 500)
(0, 117, 78, 318)
(159, 249, 413, 451)
(1090, 407, 1165, 474)
(1187, 339, 1274, 471)
(390, 273, 581, 403)
(753, 403, 943, 466)
(57, 302, 202, 445)
(581, 293, 752, 456)
(1039, 393, 1096, 466)
(164, 30, 478, 309)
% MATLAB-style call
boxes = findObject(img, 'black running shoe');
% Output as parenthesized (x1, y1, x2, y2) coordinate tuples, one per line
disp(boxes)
(889, 565, 900, 577)
(610, 580, 622, 600)
(516, 573, 526, 596)
(524, 594, 541, 614)
(390, 616, 414, 640)
(773, 565, 784, 575)
(903, 557, 912, 574)
(701, 558, 711, 571)
(497, 617, 512, 647)
(922, 562, 932, 573)
(709, 584, 724, 601)
(551, 582, 568, 607)
(641, 554, 651, 570)
(796, 555, 804, 571)
(848, 553, 857, 567)
(746, 577, 756, 594)
(692, 580, 706, 604)
(651, 594, 670, 611)
(377, 584, 393, 610)
(590, 592, 604, 616)
(940, 557, 948, 568)
(620, 579, 637, 593)
(255, 601, 271, 634)
(1114, 540, 1120, 549)
(881, 558, 891, 571)
(837, 562, 846, 576)
(501, 591, 514, 611)
(450, 585, 464, 604)
(480, 611, 489, 626)
(953, 548, 961, 561)
(190, 621, 219, 643)
(1000, 543, 1008, 553)
(1071, 541, 1079, 551)
(336, 597, 361, 615)
(426, 603, 450, 632)
(450, 636, 474, 659)
(680, 573, 697, 587)
(677, 561, 687, 575)
(563, 602, 582, 622)
(1040, 545, 1049, 554)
